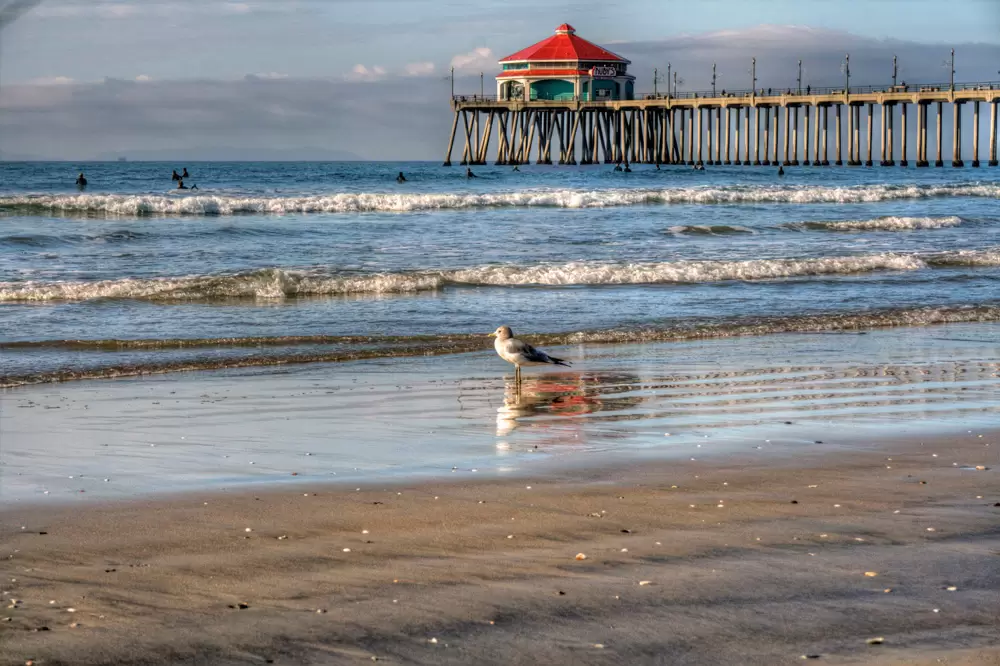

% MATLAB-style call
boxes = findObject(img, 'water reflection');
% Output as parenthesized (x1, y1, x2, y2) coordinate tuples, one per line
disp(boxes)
(496, 372, 648, 436)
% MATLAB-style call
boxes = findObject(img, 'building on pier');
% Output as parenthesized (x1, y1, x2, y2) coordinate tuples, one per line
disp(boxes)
(497, 24, 634, 102)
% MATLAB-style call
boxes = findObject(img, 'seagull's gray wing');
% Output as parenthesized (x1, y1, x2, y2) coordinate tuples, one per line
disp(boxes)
(505, 338, 570, 366)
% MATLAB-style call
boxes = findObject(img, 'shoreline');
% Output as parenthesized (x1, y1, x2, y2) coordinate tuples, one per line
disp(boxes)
(2, 306, 999, 389)
(2, 430, 998, 665)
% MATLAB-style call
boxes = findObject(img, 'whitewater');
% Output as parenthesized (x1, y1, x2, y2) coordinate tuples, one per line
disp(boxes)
(1, 181, 998, 216)
(3, 249, 999, 302)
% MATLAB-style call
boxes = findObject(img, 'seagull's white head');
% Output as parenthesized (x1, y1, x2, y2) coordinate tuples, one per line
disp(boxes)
(490, 325, 513, 340)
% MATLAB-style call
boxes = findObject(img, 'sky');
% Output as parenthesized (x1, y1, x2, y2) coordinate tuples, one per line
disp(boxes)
(1, 0, 998, 160)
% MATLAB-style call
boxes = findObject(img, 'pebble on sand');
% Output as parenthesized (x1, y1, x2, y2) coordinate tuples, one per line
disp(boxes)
(866, 637, 885, 645)
(575, 553, 587, 561)
(864, 572, 878, 577)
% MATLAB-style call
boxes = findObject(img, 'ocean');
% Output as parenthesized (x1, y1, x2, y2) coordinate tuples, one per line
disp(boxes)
(0, 160, 998, 387)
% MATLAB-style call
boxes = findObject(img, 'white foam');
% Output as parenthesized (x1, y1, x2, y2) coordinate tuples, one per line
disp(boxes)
(1, 182, 998, 215)
(3, 249, 997, 302)
(799, 216, 964, 232)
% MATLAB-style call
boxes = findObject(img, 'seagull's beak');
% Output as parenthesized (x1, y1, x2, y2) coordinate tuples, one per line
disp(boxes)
(488, 331, 496, 337)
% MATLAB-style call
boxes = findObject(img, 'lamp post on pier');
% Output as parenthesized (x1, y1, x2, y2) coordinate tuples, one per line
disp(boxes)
(797, 59, 802, 94)
(949, 48, 955, 91)
(712, 63, 717, 97)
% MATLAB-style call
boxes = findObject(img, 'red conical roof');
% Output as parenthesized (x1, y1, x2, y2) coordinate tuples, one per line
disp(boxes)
(500, 25, 629, 64)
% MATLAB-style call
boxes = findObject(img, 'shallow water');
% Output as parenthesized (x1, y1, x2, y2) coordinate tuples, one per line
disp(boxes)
(0, 161, 998, 386)
(2, 324, 996, 503)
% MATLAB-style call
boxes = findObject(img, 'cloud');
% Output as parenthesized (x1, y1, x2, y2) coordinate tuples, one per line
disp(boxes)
(135, 74, 152, 82)
(450, 47, 495, 73)
(30, 76, 74, 85)
(348, 64, 388, 82)
(404, 62, 436, 77)
(28, 0, 297, 19)
(246, 72, 289, 81)
(221, 2, 251, 13)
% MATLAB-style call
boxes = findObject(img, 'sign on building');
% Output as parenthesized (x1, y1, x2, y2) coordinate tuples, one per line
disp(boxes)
(590, 66, 617, 79)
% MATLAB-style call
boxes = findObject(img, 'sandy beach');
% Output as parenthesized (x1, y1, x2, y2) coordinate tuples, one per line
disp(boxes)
(2, 427, 997, 665)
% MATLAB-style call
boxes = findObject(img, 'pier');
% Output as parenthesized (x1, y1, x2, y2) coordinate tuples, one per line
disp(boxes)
(444, 25, 1000, 168)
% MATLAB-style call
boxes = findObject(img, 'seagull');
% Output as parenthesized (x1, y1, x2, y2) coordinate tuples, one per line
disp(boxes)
(489, 325, 570, 385)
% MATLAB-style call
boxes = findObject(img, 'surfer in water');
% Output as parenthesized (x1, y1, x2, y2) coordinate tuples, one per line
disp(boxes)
(177, 180, 188, 190)
(466, 167, 478, 179)
(512, 165, 520, 172)
(182, 168, 189, 179)
(397, 172, 407, 183)
(613, 162, 623, 172)
(171, 170, 181, 181)
(623, 163, 632, 172)
(778, 165, 785, 176)
(75, 172, 88, 188)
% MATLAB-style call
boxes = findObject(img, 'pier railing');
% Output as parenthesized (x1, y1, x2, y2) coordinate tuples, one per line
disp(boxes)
(454, 81, 1000, 105)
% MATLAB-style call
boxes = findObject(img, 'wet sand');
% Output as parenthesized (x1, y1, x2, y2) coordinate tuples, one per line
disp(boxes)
(2, 430, 997, 665)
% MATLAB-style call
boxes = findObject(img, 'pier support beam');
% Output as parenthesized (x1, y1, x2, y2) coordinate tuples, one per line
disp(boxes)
(734, 107, 742, 164)
(443, 110, 459, 166)
(847, 105, 854, 165)
(782, 105, 790, 165)
(821, 106, 829, 165)
(812, 105, 821, 165)
(791, 107, 799, 165)
(771, 105, 779, 166)
(761, 107, 770, 165)
(714, 108, 722, 164)
(885, 104, 895, 166)
(742, 107, 751, 165)
(952, 102, 963, 167)
(850, 105, 860, 165)
(935, 101, 944, 167)
(879, 104, 886, 166)
(696, 107, 703, 165)
(835, 104, 842, 165)
(917, 104, 928, 166)
(971, 101, 980, 167)
(686, 108, 694, 164)
(900, 104, 908, 167)
(753, 106, 762, 165)
(803, 105, 811, 166)
(990, 101, 998, 166)
(724, 107, 732, 164)
(865, 103, 874, 167)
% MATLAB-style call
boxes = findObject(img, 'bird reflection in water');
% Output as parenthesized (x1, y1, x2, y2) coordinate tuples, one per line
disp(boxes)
(496, 372, 645, 436)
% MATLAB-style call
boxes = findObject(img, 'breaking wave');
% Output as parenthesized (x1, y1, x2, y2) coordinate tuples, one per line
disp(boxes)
(1, 182, 998, 216)
(2, 249, 998, 302)
(791, 216, 964, 232)
(667, 225, 755, 235)
(2, 304, 998, 388)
